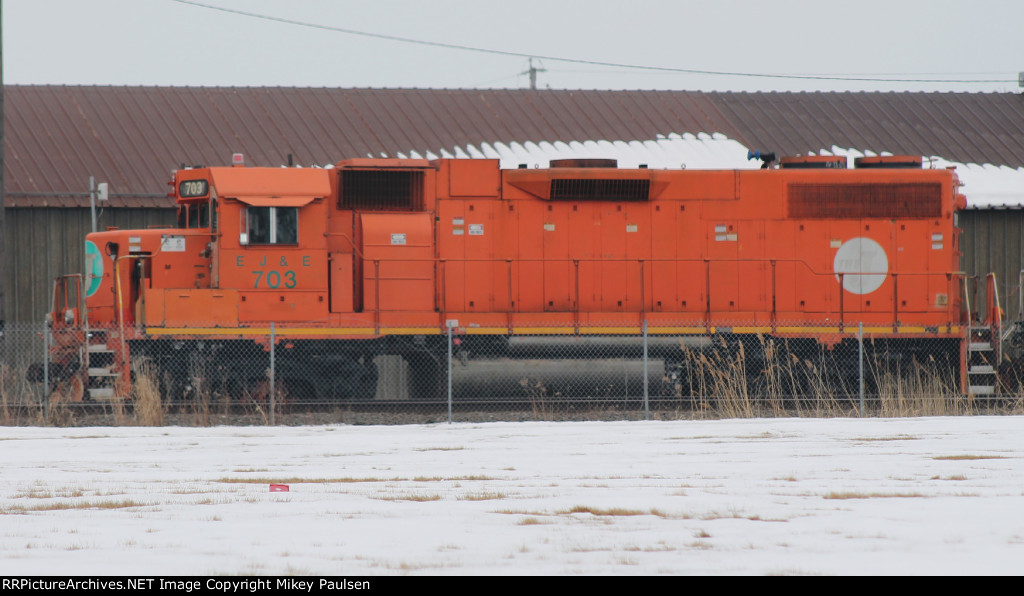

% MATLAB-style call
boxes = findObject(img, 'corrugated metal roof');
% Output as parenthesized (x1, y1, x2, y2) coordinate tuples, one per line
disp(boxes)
(5, 86, 1023, 208)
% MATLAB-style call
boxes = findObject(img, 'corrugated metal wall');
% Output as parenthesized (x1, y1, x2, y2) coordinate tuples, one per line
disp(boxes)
(959, 210, 1024, 321)
(5, 207, 1023, 324)
(4, 207, 174, 322)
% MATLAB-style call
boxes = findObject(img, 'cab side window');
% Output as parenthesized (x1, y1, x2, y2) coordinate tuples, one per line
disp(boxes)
(246, 206, 298, 245)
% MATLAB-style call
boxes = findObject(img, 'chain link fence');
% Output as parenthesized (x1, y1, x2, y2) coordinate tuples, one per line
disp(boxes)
(3, 319, 1023, 426)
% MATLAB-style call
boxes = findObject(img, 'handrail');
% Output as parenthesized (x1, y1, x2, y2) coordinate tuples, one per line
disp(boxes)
(987, 273, 1002, 326)
(963, 275, 972, 392)
(52, 273, 84, 325)
(379, 256, 962, 281)
(330, 252, 971, 337)
(987, 273, 1003, 364)
(102, 252, 967, 337)
(333, 252, 954, 275)
(1019, 270, 1024, 322)
(322, 232, 366, 259)
(113, 254, 153, 359)
(427, 257, 959, 311)
(50, 274, 86, 395)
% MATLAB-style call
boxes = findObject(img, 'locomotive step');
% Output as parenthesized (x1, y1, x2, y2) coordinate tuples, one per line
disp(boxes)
(87, 344, 115, 353)
(88, 367, 120, 377)
(968, 365, 996, 375)
(968, 385, 996, 395)
(87, 387, 122, 400)
(968, 342, 993, 351)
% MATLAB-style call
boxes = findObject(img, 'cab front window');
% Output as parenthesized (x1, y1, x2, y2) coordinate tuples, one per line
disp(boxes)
(176, 201, 212, 229)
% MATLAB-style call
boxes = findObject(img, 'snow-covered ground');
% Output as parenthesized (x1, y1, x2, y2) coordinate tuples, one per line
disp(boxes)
(1, 417, 1022, 576)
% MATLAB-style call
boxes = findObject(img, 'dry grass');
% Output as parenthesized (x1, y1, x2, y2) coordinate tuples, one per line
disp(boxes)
(823, 492, 927, 500)
(413, 475, 495, 482)
(215, 476, 401, 484)
(1, 499, 151, 513)
(14, 485, 86, 499)
(11, 327, 1023, 427)
(372, 493, 443, 502)
(561, 506, 664, 517)
(679, 337, 846, 418)
(0, 364, 25, 424)
(932, 455, 1007, 461)
(673, 335, 978, 419)
(131, 359, 164, 426)
(44, 380, 78, 427)
(458, 492, 508, 501)
(871, 353, 967, 417)
(185, 361, 214, 427)
(850, 435, 919, 442)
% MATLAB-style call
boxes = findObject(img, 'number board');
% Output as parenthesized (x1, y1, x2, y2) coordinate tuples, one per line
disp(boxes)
(178, 179, 210, 198)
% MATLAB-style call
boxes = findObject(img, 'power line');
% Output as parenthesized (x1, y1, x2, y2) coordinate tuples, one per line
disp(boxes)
(550, 67, 1014, 79)
(169, 0, 1015, 85)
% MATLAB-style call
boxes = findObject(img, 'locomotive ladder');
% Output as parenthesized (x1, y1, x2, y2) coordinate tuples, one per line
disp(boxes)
(85, 337, 121, 400)
(49, 274, 124, 402)
(965, 273, 1002, 398)
(83, 253, 146, 402)
(81, 319, 124, 402)
(967, 326, 997, 397)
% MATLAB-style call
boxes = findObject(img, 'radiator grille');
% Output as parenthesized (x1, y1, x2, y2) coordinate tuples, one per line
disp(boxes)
(340, 170, 424, 210)
(550, 179, 650, 201)
(788, 183, 942, 218)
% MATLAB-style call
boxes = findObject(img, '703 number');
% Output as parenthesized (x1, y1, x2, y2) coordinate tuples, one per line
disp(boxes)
(252, 269, 297, 289)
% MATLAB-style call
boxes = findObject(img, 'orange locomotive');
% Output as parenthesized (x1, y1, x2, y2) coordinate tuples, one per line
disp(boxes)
(40, 153, 997, 402)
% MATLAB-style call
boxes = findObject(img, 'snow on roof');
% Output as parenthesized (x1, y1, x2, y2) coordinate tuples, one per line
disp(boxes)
(395, 135, 1024, 210)
(448, 132, 762, 171)
(826, 147, 1024, 210)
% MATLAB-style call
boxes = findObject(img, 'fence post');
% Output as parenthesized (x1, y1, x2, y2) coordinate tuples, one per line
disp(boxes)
(447, 322, 454, 424)
(269, 322, 275, 426)
(42, 320, 49, 421)
(858, 322, 864, 416)
(643, 319, 649, 420)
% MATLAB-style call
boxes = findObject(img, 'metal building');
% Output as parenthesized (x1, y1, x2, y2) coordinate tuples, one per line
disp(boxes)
(4, 86, 1023, 321)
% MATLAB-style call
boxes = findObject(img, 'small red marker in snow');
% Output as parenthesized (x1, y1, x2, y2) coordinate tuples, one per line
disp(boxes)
(270, 484, 290, 492)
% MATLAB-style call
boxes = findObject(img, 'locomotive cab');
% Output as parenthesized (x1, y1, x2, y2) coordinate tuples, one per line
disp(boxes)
(139, 165, 332, 327)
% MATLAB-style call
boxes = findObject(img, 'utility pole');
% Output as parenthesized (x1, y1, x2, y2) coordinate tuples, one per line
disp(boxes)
(521, 58, 546, 90)
(1, 0, 7, 327)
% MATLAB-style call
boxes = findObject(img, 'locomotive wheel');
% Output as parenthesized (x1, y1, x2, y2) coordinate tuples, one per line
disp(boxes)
(352, 360, 379, 400)
(205, 360, 272, 404)
(406, 353, 448, 400)
(274, 376, 318, 404)
(245, 377, 293, 405)
(326, 357, 378, 401)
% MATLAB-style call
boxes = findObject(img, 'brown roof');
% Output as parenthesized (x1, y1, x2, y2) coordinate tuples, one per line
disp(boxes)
(5, 86, 1024, 208)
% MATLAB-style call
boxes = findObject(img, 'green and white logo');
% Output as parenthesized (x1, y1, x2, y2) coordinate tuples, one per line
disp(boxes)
(85, 240, 103, 297)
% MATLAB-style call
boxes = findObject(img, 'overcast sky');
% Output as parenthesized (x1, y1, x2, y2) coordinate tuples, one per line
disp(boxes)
(3, 0, 1022, 92)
